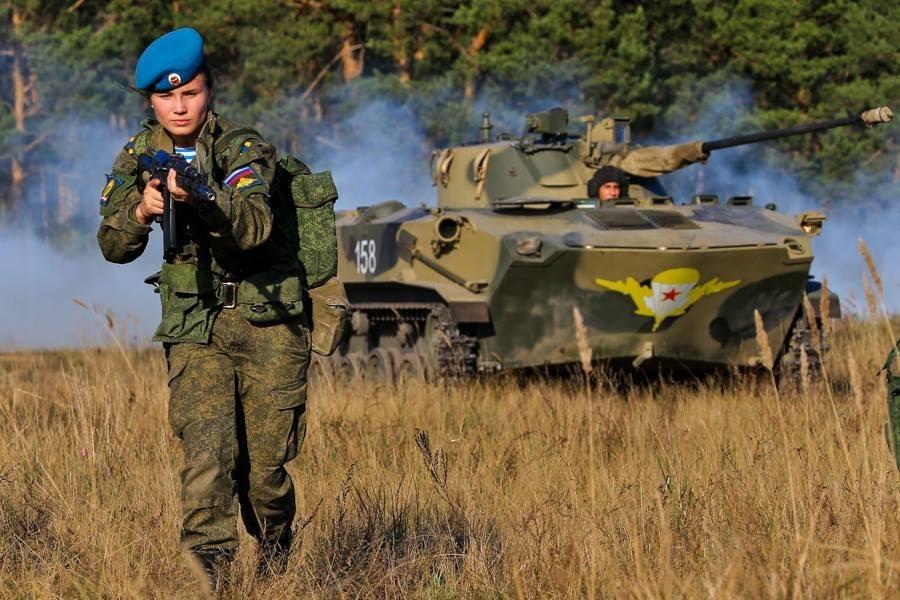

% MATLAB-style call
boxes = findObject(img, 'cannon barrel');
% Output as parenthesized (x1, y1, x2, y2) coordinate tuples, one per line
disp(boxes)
(700, 106, 892, 153)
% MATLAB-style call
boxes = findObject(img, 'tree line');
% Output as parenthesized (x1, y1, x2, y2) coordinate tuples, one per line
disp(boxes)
(1, 0, 897, 241)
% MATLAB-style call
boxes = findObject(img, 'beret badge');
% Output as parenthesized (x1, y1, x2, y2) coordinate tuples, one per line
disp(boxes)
(167, 73, 182, 87)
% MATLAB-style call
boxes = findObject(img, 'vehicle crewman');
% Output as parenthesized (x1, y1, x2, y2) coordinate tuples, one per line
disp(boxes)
(587, 165, 628, 203)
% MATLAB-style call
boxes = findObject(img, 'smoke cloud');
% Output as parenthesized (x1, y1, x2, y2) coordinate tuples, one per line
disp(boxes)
(651, 82, 900, 315)
(318, 99, 436, 208)
(0, 120, 161, 349)
(0, 229, 159, 348)
(1, 84, 895, 350)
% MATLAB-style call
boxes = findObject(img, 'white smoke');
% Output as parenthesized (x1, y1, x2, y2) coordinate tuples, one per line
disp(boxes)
(314, 99, 436, 209)
(649, 82, 900, 313)
(1, 86, 894, 349)
(0, 229, 159, 348)
(0, 120, 161, 349)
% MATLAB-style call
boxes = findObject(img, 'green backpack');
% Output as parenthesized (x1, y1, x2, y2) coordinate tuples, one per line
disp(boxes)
(270, 155, 339, 289)
(883, 341, 900, 469)
(215, 129, 339, 289)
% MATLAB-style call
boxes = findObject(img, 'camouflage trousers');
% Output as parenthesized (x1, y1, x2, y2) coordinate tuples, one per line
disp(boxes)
(165, 308, 310, 554)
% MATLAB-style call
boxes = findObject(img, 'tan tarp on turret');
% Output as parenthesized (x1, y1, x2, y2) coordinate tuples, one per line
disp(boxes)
(604, 141, 709, 178)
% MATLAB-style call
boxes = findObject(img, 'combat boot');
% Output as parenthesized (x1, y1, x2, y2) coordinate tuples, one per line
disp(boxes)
(189, 548, 235, 595)
(257, 530, 292, 577)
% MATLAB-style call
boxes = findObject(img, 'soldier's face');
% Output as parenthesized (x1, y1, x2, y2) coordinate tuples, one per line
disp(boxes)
(599, 181, 621, 201)
(149, 73, 211, 145)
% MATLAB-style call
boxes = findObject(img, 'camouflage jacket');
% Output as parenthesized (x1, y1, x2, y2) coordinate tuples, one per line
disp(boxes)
(97, 111, 302, 343)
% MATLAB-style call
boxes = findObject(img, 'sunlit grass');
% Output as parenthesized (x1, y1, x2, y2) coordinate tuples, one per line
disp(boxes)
(1, 311, 898, 598)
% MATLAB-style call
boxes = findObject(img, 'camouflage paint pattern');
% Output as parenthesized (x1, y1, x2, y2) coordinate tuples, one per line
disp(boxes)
(329, 108, 871, 372)
(166, 308, 310, 553)
(431, 124, 708, 210)
(267, 154, 341, 288)
(337, 201, 820, 370)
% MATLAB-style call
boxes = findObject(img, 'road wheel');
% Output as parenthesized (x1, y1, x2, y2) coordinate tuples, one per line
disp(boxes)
(397, 352, 427, 384)
(335, 353, 365, 385)
(366, 348, 395, 386)
(387, 349, 403, 381)
(309, 356, 333, 388)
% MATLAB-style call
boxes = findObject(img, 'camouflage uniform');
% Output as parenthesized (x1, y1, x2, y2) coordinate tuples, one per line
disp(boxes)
(98, 111, 309, 558)
(604, 141, 709, 178)
(884, 342, 900, 469)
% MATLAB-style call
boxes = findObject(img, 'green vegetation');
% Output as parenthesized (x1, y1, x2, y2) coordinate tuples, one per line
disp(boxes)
(1, 1, 897, 233)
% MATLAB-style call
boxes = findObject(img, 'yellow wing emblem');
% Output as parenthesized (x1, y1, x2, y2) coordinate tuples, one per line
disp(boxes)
(596, 267, 740, 332)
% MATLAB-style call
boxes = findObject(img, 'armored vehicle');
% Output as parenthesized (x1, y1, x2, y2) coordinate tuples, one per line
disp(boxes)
(316, 106, 893, 381)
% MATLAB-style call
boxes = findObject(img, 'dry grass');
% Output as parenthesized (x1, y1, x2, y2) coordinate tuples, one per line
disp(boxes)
(1, 316, 899, 599)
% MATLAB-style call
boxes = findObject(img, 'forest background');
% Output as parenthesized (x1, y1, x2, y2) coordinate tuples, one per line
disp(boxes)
(0, 0, 898, 345)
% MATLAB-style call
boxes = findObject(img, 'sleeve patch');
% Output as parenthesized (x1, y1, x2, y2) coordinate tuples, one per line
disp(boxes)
(100, 174, 124, 206)
(224, 165, 261, 189)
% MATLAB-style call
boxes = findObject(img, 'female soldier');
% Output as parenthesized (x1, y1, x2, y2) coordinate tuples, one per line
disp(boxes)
(98, 28, 309, 589)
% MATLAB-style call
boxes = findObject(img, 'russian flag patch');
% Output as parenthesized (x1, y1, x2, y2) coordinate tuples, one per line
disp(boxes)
(224, 165, 259, 188)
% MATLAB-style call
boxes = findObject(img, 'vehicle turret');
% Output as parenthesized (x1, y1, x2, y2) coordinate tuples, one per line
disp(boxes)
(430, 106, 892, 209)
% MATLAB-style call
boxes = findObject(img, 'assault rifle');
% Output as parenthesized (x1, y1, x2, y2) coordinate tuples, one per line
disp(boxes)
(137, 150, 216, 262)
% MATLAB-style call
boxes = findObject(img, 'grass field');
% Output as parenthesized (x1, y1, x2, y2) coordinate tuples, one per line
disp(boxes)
(1, 313, 898, 598)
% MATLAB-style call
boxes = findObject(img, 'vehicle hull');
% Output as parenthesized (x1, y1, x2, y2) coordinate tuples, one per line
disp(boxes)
(333, 203, 823, 374)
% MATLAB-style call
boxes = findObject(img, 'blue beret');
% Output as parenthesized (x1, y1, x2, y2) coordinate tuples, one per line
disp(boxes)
(135, 28, 205, 91)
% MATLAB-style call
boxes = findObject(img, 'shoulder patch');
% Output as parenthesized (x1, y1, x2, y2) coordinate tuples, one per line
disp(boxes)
(225, 165, 262, 189)
(100, 174, 124, 206)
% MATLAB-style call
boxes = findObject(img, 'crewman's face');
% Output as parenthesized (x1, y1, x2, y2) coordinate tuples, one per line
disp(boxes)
(149, 73, 211, 144)
(599, 181, 621, 201)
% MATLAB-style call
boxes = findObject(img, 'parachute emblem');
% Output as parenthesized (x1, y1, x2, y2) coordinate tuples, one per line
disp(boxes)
(595, 268, 741, 332)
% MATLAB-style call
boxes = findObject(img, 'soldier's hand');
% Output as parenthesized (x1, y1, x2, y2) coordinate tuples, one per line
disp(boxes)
(167, 169, 196, 206)
(135, 178, 165, 224)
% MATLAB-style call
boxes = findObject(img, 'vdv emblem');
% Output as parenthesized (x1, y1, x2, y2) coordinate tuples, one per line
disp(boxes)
(596, 267, 740, 332)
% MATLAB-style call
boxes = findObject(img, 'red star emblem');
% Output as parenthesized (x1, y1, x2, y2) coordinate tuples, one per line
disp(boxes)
(662, 288, 680, 301)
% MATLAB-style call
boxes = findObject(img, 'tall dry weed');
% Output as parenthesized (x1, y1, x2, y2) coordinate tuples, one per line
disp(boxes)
(799, 345, 810, 396)
(753, 309, 774, 371)
(802, 293, 822, 350)
(863, 273, 879, 318)
(857, 238, 897, 345)
(572, 306, 592, 375)
(1, 315, 899, 597)
(858, 239, 884, 297)
(820, 275, 832, 337)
